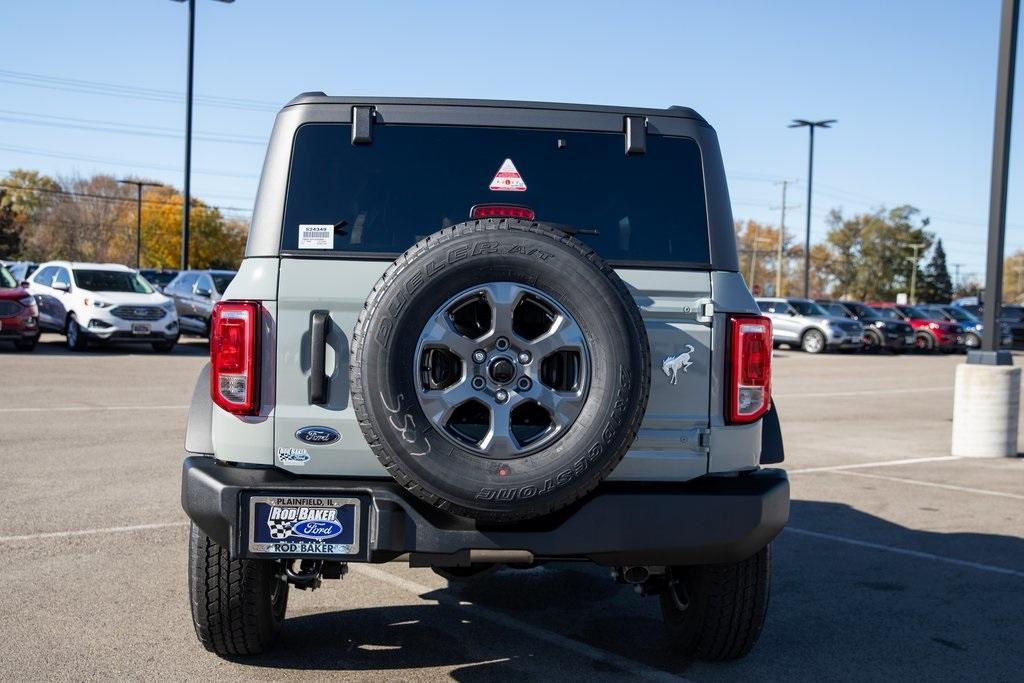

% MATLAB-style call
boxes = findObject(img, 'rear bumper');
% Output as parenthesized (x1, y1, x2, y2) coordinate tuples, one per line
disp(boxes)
(181, 456, 789, 567)
(0, 328, 39, 340)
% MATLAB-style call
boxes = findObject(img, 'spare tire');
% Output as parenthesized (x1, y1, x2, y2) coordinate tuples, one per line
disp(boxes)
(350, 218, 650, 522)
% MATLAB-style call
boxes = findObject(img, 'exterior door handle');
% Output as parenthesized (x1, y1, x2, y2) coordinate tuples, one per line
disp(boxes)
(309, 310, 330, 405)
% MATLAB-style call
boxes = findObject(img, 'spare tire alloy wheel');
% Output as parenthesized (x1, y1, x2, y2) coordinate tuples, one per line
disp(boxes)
(415, 282, 589, 459)
(350, 219, 651, 522)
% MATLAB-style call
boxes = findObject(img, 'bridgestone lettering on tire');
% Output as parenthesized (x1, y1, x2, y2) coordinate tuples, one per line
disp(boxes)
(350, 219, 651, 522)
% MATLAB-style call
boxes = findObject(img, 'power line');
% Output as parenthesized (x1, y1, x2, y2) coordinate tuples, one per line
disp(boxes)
(0, 182, 250, 215)
(0, 109, 267, 146)
(0, 144, 259, 180)
(0, 69, 279, 112)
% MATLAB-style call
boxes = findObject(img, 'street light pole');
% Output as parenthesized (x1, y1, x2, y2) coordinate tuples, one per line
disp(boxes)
(182, 0, 195, 271)
(974, 0, 1020, 363)
(950, 0, 1020, 460)
(789, 118, 836, 298)
(118, 179, 162, 269)
(172, 0, 233, 271)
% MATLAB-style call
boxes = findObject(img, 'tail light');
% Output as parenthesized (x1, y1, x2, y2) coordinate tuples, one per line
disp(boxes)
(470, 204, 535, 220)
(727, 315, 772, 424)
(210, 301, 260, 415)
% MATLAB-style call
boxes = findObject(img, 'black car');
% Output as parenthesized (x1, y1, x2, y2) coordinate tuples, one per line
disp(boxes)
(816, 299, 915, 352)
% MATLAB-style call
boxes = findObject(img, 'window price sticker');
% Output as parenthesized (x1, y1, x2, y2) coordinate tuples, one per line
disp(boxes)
(298, 224, 334, 249)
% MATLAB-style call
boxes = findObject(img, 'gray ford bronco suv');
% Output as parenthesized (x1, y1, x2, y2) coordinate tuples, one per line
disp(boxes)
(181, 95, 788, 661)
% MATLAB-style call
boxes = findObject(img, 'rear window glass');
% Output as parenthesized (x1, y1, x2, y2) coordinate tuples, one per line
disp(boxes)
(281, 124, 710, 264)
(73, 269, 153, 294)
(211, 273, 235, 293)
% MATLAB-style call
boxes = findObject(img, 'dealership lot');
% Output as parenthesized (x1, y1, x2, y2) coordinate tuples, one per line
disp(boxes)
(1, 337, 1021, 681)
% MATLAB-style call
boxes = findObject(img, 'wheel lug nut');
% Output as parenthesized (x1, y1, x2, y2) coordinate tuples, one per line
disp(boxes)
(471, 377, 486, 390)
(518, 351, 531, 364)
(517, 377, 531, 391)
(472, 350, 486, 363)
(495, 389, 509, 403)
(495, 337, 510, 351)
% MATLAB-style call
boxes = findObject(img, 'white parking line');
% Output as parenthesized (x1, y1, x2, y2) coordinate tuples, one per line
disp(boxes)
(785, 527, 1024, 578)
(350, 564, 686, 682)
(0, 404, 188, 414)
(789, 455, 962, 473)
(0, 521, 682, 679)
(774, 386, 952, 399)
(832, 470, 1024, 500)
(0, 521, 186, 544)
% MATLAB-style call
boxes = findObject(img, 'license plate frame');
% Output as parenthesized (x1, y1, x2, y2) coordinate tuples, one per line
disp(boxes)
(243, 493, 368, 560)
(131, 323, 151, 335)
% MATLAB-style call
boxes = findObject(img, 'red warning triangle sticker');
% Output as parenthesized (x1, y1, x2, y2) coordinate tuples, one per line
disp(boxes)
(489, 158, 527, 192)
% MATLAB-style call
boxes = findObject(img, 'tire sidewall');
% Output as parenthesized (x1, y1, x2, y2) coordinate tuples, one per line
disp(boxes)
(802, 329, 825, 354)
(354, 222, 649, 518)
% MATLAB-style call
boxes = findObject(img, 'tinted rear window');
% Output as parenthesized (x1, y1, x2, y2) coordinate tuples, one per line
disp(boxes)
(211, 273, 235, 293)
(282, 123, 710, 264)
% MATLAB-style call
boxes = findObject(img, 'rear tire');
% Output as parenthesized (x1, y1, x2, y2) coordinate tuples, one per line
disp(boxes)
(862, 329, 882, 353)
(800, 329, 826, 354)
(660, 544, 771, 661)
(65, 315, 88, 351)
(14, 336, 38, 352)
(188, 523, 288, 657)
(914, 332, 935, 353)
(152, 336, 179, 353)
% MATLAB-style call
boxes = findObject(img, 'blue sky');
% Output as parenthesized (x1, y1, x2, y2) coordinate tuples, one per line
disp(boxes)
(2, 0, 1020, 282)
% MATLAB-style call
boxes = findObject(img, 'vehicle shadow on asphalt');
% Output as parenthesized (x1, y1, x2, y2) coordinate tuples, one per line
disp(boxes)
(224, 500, 1024, 680)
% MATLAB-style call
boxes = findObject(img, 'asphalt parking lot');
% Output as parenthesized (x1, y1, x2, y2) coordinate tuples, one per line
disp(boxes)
(1, 336, 1022, 681)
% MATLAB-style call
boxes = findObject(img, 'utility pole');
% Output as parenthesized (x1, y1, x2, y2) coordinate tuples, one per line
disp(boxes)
(118, 179, 162, 269)
(747, 221, 761, 286)
(746, 232, 773, 294)
(789, 119, 836, 297)
(171, 0, 234, 271)
(953, 262, 964, 291)
(770, 180, 799, 297)
(905, 242, 926, 303)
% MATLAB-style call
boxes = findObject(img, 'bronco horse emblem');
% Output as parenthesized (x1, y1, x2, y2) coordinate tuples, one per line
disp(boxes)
(661, 345, 695, 385)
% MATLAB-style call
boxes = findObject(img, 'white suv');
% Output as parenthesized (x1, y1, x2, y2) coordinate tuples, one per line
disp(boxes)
(28, 261, 179, 352)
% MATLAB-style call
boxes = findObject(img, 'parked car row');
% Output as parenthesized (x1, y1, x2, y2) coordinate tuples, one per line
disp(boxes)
(0, 261, 235, 353)
(756, 297, 1012, 354)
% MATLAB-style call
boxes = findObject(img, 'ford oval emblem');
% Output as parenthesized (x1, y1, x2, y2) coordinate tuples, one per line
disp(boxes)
(290, 519, 344, 540)
(295, 426, 341, 445)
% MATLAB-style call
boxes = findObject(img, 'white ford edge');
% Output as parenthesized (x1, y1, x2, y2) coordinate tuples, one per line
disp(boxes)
(28, 261, 179, 352)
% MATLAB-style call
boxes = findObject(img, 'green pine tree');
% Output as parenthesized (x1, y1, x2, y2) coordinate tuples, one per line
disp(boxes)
(920, 239, 953, 303)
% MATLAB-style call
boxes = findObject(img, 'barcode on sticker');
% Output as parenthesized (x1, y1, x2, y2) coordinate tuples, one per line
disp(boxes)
(298, 224, 334, 249)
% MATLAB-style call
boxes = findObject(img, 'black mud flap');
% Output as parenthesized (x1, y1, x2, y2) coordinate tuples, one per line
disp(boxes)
(759, 402, 784, 464)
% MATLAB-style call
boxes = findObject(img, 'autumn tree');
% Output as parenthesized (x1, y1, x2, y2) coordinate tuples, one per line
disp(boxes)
(819, 205, 932, 300)
(0, 193, 20, 258)
(735, 220, 799, 296)
(138, 186, 246, 268)
(1002, 249, 1024, 303)
(0, 170, 246, 268)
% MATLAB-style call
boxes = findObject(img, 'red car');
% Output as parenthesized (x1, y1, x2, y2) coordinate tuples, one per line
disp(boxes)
(870, 303, 961, 352)
(0, 264, 40, 351)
